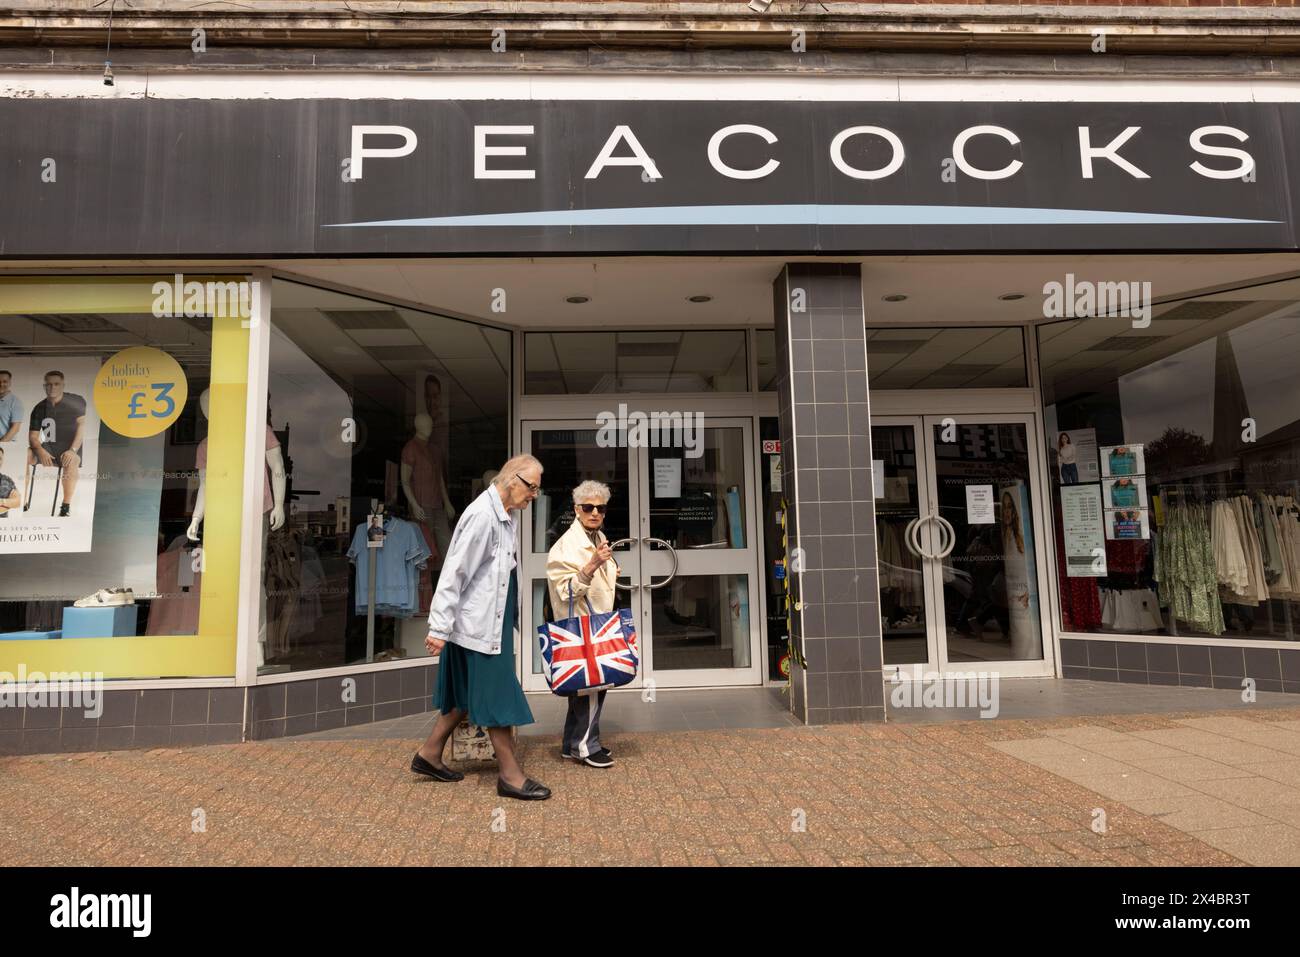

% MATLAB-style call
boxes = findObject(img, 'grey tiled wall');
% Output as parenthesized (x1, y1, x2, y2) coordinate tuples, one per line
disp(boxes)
(248, 662, 437, 739)
(0, 663, 438, 754)
(0, 686, 245, 754)
(774, 263, 885, 724)
(1060, 638, 1300, 693)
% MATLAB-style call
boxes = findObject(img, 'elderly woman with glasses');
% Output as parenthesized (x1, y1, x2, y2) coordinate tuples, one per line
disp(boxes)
(546, 479, 620, 768)
(412, 453, 551, 801)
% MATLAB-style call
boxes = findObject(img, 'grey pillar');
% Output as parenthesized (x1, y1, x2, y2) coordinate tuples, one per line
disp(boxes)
(773, 264, 885, 724)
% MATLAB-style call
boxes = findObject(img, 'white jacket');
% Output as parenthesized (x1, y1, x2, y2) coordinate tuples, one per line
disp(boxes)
(426, 484, 518, 655)
(547, 518, 618, 617)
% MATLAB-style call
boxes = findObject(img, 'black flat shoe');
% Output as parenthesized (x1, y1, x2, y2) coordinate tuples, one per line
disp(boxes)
(497, 777, 551, 801)
(411, 753, 464, 782)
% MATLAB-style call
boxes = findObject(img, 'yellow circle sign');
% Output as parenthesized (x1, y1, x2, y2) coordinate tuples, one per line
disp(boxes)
(95, 347, 189, 438)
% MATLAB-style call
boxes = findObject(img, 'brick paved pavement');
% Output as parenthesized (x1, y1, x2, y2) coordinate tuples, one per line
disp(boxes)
(5, 708, 1298, 866)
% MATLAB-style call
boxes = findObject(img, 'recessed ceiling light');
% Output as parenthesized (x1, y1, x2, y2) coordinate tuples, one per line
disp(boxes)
(999, 293, 1025, 301)
(687, 295, 713, 303)
(882, 294, 908, 303)
(565, 295, 590, 304)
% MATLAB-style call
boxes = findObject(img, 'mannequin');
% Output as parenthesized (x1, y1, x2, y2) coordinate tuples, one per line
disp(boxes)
(187, 389, 287, 540)
(400, 412, 455, 557)
(186, 389, 287, 669)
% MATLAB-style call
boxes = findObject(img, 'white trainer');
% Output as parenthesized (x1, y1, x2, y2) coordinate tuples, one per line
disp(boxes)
(73, 588, 135, 608)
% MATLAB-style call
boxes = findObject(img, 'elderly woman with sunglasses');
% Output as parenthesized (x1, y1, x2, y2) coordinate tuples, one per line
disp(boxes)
(546, 479, 620, 768)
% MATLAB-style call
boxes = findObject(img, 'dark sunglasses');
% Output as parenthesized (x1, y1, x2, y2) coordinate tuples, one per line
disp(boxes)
(578, 503, 607, 514)
(514, 473, 540, 493)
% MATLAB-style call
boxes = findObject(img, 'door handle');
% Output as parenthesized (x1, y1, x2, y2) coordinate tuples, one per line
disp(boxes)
(934, 515, 957, 559)
(904, 516, 927, 559)
(605, 537, 638, 591)
(909, 514, 930, 561)
(909, 513, 940, 561)
(642, 536, 680, 590)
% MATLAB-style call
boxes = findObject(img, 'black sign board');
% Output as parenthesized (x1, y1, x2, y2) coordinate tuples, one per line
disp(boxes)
(0, 98, 1295, 257)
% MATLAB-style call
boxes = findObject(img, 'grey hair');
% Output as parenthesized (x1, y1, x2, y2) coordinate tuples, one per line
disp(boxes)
(572, 480, 611, 505)
(493, 453, 543, 487)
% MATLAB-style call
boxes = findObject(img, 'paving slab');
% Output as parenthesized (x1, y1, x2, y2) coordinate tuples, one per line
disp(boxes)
(991, 707, 1300, 865)
(4, 708, 1280, 867)
(1189, 823, 1300, 868)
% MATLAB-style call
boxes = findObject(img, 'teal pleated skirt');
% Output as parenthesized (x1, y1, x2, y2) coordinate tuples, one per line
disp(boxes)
(433, 574, 534, 729)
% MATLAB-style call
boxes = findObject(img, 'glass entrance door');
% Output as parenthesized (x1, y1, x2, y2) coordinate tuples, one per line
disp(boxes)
(520, 418, 762, 691)
(874, 414, 1054, 678)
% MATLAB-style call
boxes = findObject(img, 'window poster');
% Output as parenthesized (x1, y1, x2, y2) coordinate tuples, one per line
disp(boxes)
(0, 357, 102, 555)
(1103, 475, 1147, 510)
(1061, 484, 1107, 577)
(1099, 443, 1146, 479)
(1054, 428, 1099, 484)
(1105, 508, 1151, 541)
(999, 481, 1040, 660)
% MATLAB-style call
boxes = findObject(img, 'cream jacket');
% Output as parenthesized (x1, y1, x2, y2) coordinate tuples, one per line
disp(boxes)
(547, 518, 618, 617)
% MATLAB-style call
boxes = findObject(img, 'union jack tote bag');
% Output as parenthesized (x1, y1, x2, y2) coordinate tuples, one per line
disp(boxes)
(536, 593, 640, 696)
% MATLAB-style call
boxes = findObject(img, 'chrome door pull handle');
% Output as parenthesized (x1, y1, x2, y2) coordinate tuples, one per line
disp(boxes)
(604, 538, 638, 590)
(904, 516, 927, 559)
(910, 513, 939, 561)
(934, 515, 957, 559)
(642, 536, 679, 590)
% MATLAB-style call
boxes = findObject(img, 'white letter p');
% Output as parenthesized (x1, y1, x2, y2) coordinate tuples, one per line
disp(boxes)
(349, 125, 418, 182)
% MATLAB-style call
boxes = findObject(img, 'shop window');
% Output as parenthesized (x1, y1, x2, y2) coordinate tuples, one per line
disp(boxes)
(524, 330, 747, 394)
(0, 276, 252, 678)
(1039, 285, 1300, 642)
(260, 280, 509, 674)
(866, 327, 1028, 389)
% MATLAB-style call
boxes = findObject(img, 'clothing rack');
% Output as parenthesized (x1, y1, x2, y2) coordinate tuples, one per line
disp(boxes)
(1157, 483, 1300, 638)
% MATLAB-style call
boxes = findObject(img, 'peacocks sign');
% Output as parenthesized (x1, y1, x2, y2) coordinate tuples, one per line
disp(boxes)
(0, 97, 1296, 256)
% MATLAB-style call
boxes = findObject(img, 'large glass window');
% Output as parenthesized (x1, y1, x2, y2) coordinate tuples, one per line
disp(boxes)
(525, 330, 747, 393)
(0, 276, 251, 678)
(1039, 284, 1300, 642)
(258, 280, 510, 674)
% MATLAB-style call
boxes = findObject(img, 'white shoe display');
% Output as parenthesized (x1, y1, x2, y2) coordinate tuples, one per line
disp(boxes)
(73, 587, 135, 608)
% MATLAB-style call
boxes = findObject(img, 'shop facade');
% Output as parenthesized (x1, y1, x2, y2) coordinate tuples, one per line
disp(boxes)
(5, 69, 1300, 752)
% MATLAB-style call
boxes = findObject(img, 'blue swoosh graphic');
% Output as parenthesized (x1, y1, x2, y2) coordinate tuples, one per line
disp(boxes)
(323, 204, 1280, 229)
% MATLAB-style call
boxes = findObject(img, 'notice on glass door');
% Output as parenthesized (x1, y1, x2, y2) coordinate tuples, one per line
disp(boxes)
(653, 458, 682, 498)
(1061, 484, 1107, 577)
(965, 484, 996, 524)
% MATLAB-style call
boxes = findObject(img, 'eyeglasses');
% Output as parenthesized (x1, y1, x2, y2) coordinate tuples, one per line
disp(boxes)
(577, 503, 607, 514)
(514, 474, 540, 494)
